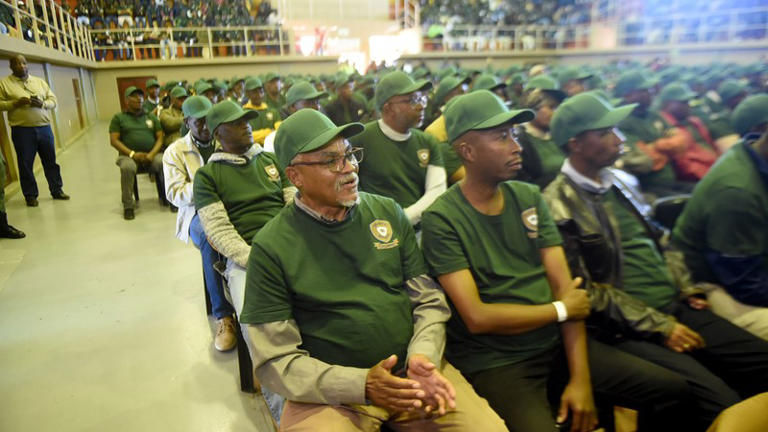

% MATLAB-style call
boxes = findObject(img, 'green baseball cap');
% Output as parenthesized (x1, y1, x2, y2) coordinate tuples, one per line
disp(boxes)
(558, 67, 593, 86)
(717, 79, 748, 102)
(436, 66, 458, 82)
(434, 75, 471, 107)
(551, 92, 636, 147)
(228, 77, 245, 90)
(182, 95, 213, 119)
(146, 79, 160, 88)
(205, 100, 259, 133)
(274, 109, 364, 169)
(473, 74, 506, 92)
(264, 72, 280, 82)
(731, 94, 768, 136)
(613, 71, 657, 98)
(524, 75, 567, 101)
(444, 90, 535, 144)
(194, 81, 215, 95)
(245, 77, 263, 91)
(124, 86, 144, 98)
(657, 82, 698, 105)
(170, 86, 188, 99)
(285, 81, 328, 106)
(507, 72, 526, 85)
(212, 79, 228, 91)
(375, 71, 432, 110)
(334, 73, 353, 88)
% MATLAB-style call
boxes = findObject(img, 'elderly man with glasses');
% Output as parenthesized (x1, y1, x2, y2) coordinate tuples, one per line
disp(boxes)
(349, 71, 447, 227)
(239, 108, 508, 431)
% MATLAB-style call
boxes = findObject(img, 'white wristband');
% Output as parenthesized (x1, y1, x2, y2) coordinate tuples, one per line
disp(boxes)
(552, 301, 568, 323)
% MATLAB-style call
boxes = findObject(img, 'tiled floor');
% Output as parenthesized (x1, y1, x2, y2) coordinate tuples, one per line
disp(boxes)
(0, 122, 276, 431)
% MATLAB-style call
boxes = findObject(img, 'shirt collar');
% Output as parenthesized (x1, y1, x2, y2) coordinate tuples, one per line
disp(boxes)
(378, 119, 411, 142)
(561, 158, 614, 194)
(743, 134, 768, 185)
(293, 193, 356, 225)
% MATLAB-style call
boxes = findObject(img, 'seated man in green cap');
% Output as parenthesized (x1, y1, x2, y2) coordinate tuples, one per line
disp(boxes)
(614, 71, 696, 197)
(656, 82, 720, 182)
(240, 108, 507, 432)
(143, 78, 161, 115)
(324, 74, 368, 126)
(242, 77, 282, 146)
(424, 74, 471, 185)
(703, 79, 749, 150)
(350, 71, 447, 227)
(227, 77, 247, 106)
(542, 92, 768, 429)
(163, 95, 238, 351)
(558, 67, 592, 97)
(515, 75, 568, 189)
(160, 86, 188, 148)
(194, 81, 218, 104)
(262, 80, 327, 153)
(109, 86, 165, 220)
(673, 94, 768, 340)
(422, 90, 696, 432)
(263, 72, 286, 111)
(193, 100, 295, 319)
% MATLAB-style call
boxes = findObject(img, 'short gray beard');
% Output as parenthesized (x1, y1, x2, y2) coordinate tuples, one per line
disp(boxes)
(336, 172, 360, 207)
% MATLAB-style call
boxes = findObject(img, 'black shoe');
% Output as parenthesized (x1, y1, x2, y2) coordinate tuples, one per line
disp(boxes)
(52, 191, 70, 200)
(123, 208, 135, 220)
(0, 224, 26, 239)
(25, 197, 38, 207)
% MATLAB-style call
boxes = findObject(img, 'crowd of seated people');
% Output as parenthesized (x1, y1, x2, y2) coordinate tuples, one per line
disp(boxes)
(65, 0, 279, 61)
(100, 58, 768, 431)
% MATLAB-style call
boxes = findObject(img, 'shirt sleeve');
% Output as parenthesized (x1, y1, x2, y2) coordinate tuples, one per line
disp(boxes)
(192, 167, 219, 210)
(704, 187, 767, 257)
(534, 188, 563, 248)
(403, 164, 447, 225)
(404, 274, 450, 366)
(40, 79, 56, 110)
(243, 319, 369, 405)
(240, 241, 294, 324)
(425, 133, 444, 168)
(162, 143, 193, 207)
(421, 206, 470, 276)
(394, 200, 429, 279)
(108, 115, 122, 134)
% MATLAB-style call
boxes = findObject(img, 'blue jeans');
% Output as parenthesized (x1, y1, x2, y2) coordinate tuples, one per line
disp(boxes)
(10, 125, 63, 198)
(188, 214, 234, 319)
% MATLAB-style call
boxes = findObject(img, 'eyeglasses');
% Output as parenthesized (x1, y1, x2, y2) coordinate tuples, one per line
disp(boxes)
(290, 147, 364, 173)
(389, 94, 427, 108)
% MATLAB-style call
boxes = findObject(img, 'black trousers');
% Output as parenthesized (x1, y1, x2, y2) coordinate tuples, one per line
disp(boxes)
(11, 125, 63, 198)
(612, 301, 768, 428)
(467, 338, 694, 432)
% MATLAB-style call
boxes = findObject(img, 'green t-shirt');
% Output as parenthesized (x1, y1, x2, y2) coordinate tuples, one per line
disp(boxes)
(603, 189, 677, 309)
(421, 181, 562, 374)
(673, 142, 768, 282)
(193, 151, 288, 243)
(525, 130, 565, 189)
(264, 93, 286, 112)
(141, 99, 158, 114)
(248, 106, 282, 130)
(618, 112, 677, 189)
(240, 192, 426, 370)
(351, 121, 445, 208)
(160, 107, 184, 146)
(109, 111, 161, 152)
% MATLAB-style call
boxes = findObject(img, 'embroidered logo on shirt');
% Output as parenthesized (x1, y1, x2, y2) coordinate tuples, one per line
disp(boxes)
(370, 220, 399, 249)
(417, 149, 430, 167)
(521, 207, 539, 239)
(145, 119, 154, 129)
(264, 164, 280, 182)
(266, 112, 274, 121)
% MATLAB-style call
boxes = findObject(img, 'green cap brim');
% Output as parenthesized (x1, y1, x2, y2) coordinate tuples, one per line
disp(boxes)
(213, 110, 259, 132)
(472, 109, 536, 133)
(295, 122, 365, 157)
(586, 104, 636, 134)
(541, 89, 568, 102)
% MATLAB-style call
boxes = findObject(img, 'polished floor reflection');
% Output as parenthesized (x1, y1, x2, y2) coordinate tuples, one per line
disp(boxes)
(0, 122, 276, 432)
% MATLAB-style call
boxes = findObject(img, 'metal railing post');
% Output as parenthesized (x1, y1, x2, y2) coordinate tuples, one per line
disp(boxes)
(40, 0, 53, 48)
(26, 0, 40, 44)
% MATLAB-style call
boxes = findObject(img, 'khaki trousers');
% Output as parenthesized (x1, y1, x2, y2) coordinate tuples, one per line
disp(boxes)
(279, 361, 508, 432)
